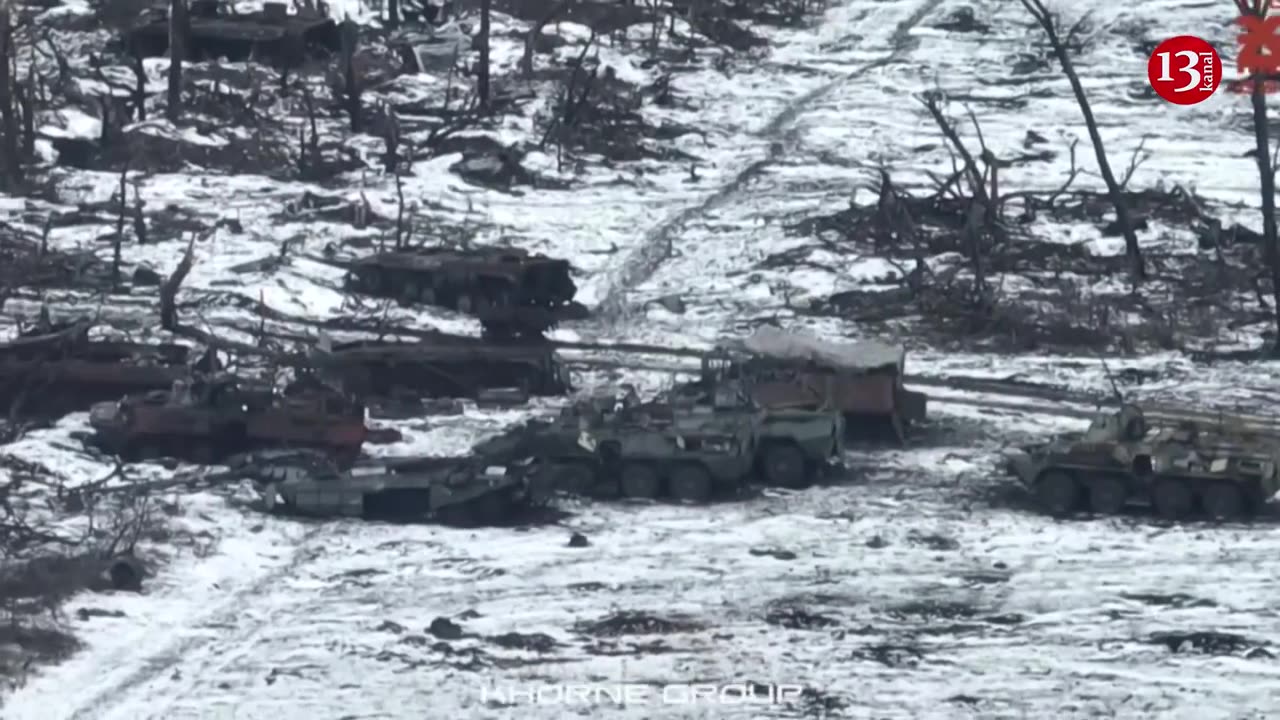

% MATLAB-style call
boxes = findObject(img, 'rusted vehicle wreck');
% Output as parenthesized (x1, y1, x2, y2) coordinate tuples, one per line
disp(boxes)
(0, 317, 198, 418)
(342, 246, 587, 336)
(88, 373, 368, 466)
(704, 327, 927, 442)
(309, 331, 570, 400)
(125, 1, 341, 64)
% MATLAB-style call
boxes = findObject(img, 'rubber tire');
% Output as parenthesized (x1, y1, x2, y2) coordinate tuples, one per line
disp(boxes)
(1152, 478, 1195, 521)
(620, 463, 662, 499)
(1200, 482, 1245, 521)
(1086, 475, 1128, 515)
(1035, 471, 1081, 517)
(470, 492, 511, 526)
(552, 462, 596, 495)
(760, 443, 809, 489)
(669, 463, 714, 504)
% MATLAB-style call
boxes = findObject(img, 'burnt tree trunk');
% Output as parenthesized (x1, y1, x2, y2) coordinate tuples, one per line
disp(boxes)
(0, 7, 20, 192)
(131, 52, 146, 121)
(478, 0, 491, 109)
(1020, 0, 1145, 284)
(341, 19, 362, 133)
(166, 0, 189, 121)
(387, 0, 399, 29)
(1244, 16, 1280, 352)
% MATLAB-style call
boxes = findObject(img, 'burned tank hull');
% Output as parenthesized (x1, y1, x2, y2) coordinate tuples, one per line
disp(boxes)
(0, 320, 195, 419)
(309, 333, 571, 400)
(87, 376, 368, 467)
(226, 449, 551, 526)
(1004, 403, 1280, 521)
(342, 246, 585, 337)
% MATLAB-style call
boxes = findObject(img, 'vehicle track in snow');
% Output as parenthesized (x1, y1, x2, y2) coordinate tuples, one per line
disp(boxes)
(592, 0, 944, 324)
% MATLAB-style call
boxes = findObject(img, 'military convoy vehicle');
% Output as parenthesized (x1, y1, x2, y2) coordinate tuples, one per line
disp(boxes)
(341, 246, 587, 337)
(309, 331, 570, 400)
(221, 449, 550, 526)
(125, 1, 341, 65)
(0, 317, 205, 418)
(87, 374, 368, 467)
(706, 327, 927, 443)
(1003, 403, 1280, 521)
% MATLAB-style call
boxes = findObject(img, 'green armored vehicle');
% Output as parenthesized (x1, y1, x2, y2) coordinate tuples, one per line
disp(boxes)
(224, 449, 550, 526)
(1003, 403, 1280, 521)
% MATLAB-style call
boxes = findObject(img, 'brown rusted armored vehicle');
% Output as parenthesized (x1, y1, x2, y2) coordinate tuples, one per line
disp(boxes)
(703, 327, 927, 443)
(1003, 403, 1280, 521)
(0, 317, 201, 418)
(308, 331, 570, 400)
(87, 374, 367, 466)
(125, 1, 341, 65)
(342, 246, 586, 337)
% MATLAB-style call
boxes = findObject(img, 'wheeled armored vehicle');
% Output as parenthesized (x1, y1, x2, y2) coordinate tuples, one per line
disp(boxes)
(341, 246, 586, 337)
(87, 374, 368, 467)
(1003, 403, 1280, 521)
(222, 449, 550, 526)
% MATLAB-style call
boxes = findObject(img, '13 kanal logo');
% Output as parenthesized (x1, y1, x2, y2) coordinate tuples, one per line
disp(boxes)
(1147, 35, 1222, 104)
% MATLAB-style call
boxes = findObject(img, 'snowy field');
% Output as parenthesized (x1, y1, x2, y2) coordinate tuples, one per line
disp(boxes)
(7, 0, 1280, 718)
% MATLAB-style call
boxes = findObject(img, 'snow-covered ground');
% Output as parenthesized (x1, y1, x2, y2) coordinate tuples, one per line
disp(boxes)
(6, 0, 1280, 718)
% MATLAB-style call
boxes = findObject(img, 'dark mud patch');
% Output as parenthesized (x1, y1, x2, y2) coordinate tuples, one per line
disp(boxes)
(851, 642, 925, 667)
(1148, 630, 1270, 657)
(764, 605, 839, 630)
(907, 531, 960, 551)
(489, 631, 558, 653)
(1121, 592, 1217, 609)
(576, 611, 704, 637)
(581, 638, 691, 656)
(888, 600, 979, 621)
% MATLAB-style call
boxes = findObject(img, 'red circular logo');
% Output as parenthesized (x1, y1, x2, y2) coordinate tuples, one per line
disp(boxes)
(1148, 35, 1222, 105)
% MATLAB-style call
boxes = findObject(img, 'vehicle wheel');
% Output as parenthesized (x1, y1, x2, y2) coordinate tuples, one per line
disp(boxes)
(551, 462, 596, 495)
(760, 442, 809, 489)
(1152, 478, 1195, 521)
(400, 283, 420, 306)
(471, 492, 512, 526)
(1085, 475, 1128, 515)
(619, 463, 662, 499)
(457, 294, 474, 314)
(421, 287, 437, 305)
(333, 447, 360, 469)
(437, 503, 474, 528)
(1199, 482, 1245, 521)
(188, 443, 216, 465)
(1034, 471, 1080, 517)
(669, 463, 714, 504)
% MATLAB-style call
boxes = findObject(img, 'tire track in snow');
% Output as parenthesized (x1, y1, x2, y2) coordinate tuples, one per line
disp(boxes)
(60, 524, 336, 720)
(593, 0, 943, 324)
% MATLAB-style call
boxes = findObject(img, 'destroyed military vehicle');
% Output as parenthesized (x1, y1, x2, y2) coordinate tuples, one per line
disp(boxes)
(706, 327, 927, 443)
(0, 317, 202, 418)
(1003, 403, 1280, 521)
(342, 246, 587, 337)
(308, 331, 570, 400)
(87, 374, 367, 467)
(532, 382, 842, 502)
(125, 1, 341, 65)
(219, 449, 550, 526)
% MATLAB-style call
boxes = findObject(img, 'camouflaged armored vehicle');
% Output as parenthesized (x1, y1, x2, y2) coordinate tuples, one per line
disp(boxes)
(1003, 403, 1280, 521)
(125, 1, 341, 65)
(87, 374, 367, 466)
(342, 246, 586, 337)
(533, 391, 761, 503)
(223, 449, 549, 526)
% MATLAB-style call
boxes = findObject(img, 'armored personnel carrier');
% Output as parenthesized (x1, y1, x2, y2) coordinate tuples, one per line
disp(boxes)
(87, 374, 367, 466)
(125, 1, 341, 65)
(0, 317, 198, 418)
(221, 449, 549, 526)
(308, 331, 570, 400)
(1003, 403, 1280, 521)
(706, 327, 927, 443)
(341, 246, 587, 337)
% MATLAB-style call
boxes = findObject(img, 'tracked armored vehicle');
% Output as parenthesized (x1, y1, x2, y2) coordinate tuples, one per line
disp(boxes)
(708, 328, 927, 443)
(0, 317, 203, 418)
(342, 246, 586, 337)
(87, 374, 367, 467)
(1003, 403, 1280, 521)
(222, 449, 549, 526)
(125, 1, 341, 65)
(309, 331, 570, 400)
